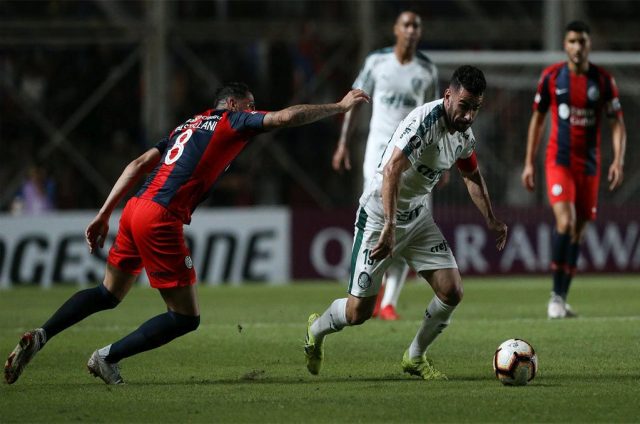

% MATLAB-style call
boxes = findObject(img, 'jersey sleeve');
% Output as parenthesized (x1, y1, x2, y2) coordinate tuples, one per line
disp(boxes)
(154, 136, 169, 154)
(227, 111, 267, 132)
(533, 71, 551, 113)
(459, 129, 476, 160)
(603, 73, 624, 119)
(393, 111, 430, 166)
(352, 54, 376, 94)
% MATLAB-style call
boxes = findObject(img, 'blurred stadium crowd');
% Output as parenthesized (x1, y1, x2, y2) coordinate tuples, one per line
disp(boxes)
(1, 0, 639, 214)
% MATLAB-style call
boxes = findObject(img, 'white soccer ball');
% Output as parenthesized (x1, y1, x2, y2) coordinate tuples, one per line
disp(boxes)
(493, 338, 537, 386)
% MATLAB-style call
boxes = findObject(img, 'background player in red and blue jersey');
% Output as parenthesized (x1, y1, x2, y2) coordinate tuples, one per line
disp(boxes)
(4, 82, 369, 385)
(521, 21, 627, 319)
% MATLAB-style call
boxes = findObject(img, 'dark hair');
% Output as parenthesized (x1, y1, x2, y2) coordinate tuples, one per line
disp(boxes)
(450, 65, 486, 96)
(214, 82, 251, 106)
(565, 20, 590, 34)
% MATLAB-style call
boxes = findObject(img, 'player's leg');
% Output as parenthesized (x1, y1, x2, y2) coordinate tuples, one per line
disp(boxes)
(305, 209, 388, 375)
(562, 173, 598, 316)
(88, 199, 198, 384)
(4, 201, 141, 385)
(549, 201, 575, 317)
(400, 216, 457, 379)
(4, 265, 135, 385)
(379, 259, 410, 320)
(546, 165, 577, 318)
(99, 285, 199, 361)
(401, 268, 460, 380)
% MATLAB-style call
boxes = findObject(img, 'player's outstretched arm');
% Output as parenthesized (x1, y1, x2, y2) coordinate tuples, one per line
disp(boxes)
(460, 167, 508, 251)
(521, 110, 546, 192)
(85, 147, 162, 253)
(607, 115, 626, 191)
(262, 89, 369, 130)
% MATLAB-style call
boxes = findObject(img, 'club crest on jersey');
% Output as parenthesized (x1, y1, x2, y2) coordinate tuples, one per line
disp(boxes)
(587, 85, 600, 101)
(185, 256, 193, 269)
(357, 272, 372, 289)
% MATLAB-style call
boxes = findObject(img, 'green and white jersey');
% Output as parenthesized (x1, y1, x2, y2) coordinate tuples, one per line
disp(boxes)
(353, 47, 439, 182)
(359, 98, 476, 223)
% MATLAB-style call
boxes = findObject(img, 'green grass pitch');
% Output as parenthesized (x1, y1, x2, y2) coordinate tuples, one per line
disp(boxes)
(0, 276, 638, 423)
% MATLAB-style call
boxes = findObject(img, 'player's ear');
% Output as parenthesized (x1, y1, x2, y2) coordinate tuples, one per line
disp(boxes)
(226, 97, 237, 111)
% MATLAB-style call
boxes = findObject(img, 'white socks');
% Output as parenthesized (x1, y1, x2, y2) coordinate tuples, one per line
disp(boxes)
(381, 261, 409, 308)
(310, 298, 348, 341)
(408, 295, 456, 358)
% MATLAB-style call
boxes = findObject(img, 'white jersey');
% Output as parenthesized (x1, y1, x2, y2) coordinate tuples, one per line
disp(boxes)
(352, 47, 438, 182)
(359, 98, 476, 223)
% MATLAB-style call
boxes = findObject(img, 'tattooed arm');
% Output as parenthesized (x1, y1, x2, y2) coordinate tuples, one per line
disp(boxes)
(262, 89, 369, 130)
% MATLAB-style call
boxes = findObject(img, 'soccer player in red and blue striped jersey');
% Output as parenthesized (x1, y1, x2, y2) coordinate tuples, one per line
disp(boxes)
(521, 21, 627, 319)
(4, 83, 369, 385)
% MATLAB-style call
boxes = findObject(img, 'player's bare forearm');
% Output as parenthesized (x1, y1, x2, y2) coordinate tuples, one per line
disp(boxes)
(338, 105, 362, 147)
(370, 150, 407, 260)
(462, 169, 496, 224)
(264, 89, 369, 130)
(522, 111, 546, 190)
(462, 168, 508, 250)
(98, 148, 161, 217)
(608, 116, 627, 190)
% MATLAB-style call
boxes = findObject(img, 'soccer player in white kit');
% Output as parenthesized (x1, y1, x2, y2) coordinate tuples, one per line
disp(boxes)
(332, 11, 439, 320)
(307, 66, 508, 379)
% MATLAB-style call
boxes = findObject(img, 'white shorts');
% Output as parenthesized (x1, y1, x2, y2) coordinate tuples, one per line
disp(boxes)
(347, 206, 457, 298)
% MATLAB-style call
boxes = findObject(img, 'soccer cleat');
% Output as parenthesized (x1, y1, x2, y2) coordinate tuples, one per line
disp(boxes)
(4, 328, 46, 384)
(401, 349, 447, 380)
(547, 293, 567, 319)
(379, 304, 400, 321)
(304, 313, 323, 375)
(564, 303, 578, 318)
(87, 350, 124, 385)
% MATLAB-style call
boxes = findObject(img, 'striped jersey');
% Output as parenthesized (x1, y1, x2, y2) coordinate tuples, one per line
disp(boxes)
(136, 109, 266, 223)
(352, 47, 439, 182)
(359, 98, 476, 223)
(533, 62, 623, 175)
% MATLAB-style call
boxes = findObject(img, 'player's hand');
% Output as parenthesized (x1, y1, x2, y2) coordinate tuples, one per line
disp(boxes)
(370, 222, 395, 261)
(436, 170, 450, 189)
(487, 218, 508, 251)
(521, 164, 535, 191)
(85, 215, 109, 254)
(608, 162, 624, 191)
(338, 89, 370, 112)
(332, 143, 351, 172)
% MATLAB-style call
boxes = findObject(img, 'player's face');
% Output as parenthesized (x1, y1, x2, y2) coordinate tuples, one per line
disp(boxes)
(394, 12, 421, 49)
(564, 31, 591, 67)
(444, 86, 483, 133)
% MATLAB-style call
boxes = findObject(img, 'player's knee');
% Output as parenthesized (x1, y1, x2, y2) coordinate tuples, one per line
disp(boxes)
(97, 284, 121, 309)
(345, 308, 371, 326)
(171, 311, 200, 334)
(556, 217, 575, 234)
(441, 283, 463, 306)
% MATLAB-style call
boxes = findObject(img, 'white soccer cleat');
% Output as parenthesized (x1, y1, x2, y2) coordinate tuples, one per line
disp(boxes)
(4, 328, 47, 384)
(87, 350, 124, 385)
(564, 303, 578, 318)
(547, 293, 567, 319)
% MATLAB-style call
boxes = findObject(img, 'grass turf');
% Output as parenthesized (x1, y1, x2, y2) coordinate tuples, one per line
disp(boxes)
(0, 275, 638, 423)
